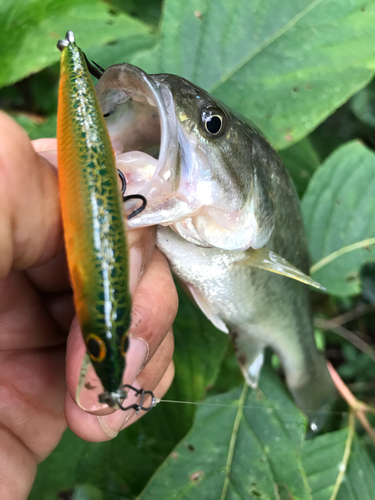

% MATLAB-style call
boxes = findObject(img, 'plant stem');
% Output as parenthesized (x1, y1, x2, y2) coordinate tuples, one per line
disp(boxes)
(311, 237, 375, 274)
(327, 362, 375, 445)
(329, 411, 355, 500)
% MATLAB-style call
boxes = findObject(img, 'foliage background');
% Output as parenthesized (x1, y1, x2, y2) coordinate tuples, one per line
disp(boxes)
(1, 0, 375, 498)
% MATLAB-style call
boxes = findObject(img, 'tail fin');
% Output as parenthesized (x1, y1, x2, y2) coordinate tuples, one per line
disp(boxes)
(284, 353, 337, 432)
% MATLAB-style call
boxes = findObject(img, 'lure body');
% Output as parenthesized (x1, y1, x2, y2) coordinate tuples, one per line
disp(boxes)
(57, 33, 131, 400)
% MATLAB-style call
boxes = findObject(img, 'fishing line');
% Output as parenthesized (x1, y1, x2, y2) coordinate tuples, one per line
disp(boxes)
(155, 398, 349, 417)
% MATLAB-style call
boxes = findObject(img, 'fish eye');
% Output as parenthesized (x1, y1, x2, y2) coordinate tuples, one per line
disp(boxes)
(86, 334, 107, 362)
(120, 333, 130, 358)
(201, 108, 226, 137)
(205, 116, 222, 134)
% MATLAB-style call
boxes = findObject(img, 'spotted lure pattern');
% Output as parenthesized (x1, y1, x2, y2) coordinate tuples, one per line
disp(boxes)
(57, 32, 132, 406)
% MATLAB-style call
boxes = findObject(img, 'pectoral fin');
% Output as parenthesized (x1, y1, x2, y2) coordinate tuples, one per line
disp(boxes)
(187, 284, 229, 333)
(234, 247, 325, 291)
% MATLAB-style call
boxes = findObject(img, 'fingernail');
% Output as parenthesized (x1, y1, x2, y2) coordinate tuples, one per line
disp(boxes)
(76, 361, 113, 415)
(123, 336, 149, 384)
(97, 379, 141, 437)
(38, 149, 58, 167)
(129, 248, 142, 294)
(76, 337, 149, 413)
(96, 337, 150, 437)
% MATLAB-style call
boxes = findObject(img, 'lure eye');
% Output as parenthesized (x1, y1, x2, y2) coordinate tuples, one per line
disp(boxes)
(202, 108, 226, 137)
(120, 333, 130, 358)
(86, 334, 107, 362)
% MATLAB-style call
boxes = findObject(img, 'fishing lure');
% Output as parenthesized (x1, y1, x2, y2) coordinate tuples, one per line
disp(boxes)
(57, 31, 155, 412)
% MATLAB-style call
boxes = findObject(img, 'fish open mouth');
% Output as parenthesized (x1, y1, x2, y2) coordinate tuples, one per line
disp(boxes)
(95, 64, 275, 250)
(96, 64, 192, 228)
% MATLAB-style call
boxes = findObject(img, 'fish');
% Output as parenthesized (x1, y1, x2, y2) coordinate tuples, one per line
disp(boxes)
(56, 32, 154, 411)
(94, 63, 336, 429)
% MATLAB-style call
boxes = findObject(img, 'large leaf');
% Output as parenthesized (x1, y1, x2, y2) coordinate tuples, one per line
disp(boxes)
(302, 428, 375, 500)
(30, 287, 228, 499)
(302, 141, 375, 296)
(137, 284, 228, 457)
(279, 137, 320, 197)
(139, 368, 310, 500)
(0, 0, 149, 88)
(351, 77, 375, 129)
(130, 0, 375, 149)
(88, 34, 157, 71)
(309, 101, 375, 163)
(112, 0, 163, 27)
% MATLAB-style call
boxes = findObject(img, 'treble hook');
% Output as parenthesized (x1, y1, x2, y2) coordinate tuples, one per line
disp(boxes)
(82, 55, 147, 221)
(118, 384, 157, 414)
(83, 53, 104, 80)
(118, 169, 147, 220)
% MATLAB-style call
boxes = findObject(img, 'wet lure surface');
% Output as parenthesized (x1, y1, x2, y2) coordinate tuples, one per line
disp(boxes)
(57, 32, 133, 408)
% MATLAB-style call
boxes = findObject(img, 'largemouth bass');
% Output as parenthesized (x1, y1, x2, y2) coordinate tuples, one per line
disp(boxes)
(95, 64, 336, 429)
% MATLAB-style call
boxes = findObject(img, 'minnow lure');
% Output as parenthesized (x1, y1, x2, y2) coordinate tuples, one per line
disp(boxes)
(57, 31, 155, 412)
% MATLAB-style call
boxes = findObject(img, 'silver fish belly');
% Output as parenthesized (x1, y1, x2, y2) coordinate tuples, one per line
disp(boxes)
(96, 64, 336, 430)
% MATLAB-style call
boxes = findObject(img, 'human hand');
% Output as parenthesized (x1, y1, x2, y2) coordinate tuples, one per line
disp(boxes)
(0, 112, 178, 499)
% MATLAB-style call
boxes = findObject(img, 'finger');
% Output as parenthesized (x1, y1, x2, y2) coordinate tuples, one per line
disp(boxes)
(0, 112, 62, 278)
(92, 330, 174, 438)
(32, 138, 57, 153)
(120, 345, 176, 429)
(26, 251, 70, 293)
(0, 427, 37, 500)
(43, 290, 75, 335)
(32, 138, 58, 168)
(129, 249, 179, 353)
(0, 346, 67, 460)
(65, 328, 174, 442)
(0, 271, 68, 349)
(117, 159, 157, 291)
(65, 248, 178, 412)
(127, 226, 156, 294)
(0, 345, 67, 500)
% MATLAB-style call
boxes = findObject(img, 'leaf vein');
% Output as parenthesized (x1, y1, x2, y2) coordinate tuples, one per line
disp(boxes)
(220, 383, 249, 500)
(209, 0, 324, 93)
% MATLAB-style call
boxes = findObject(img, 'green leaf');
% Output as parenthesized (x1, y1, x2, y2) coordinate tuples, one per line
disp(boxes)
(72, 485, 105, 500)
(88, 34, 157, 71)
(130, 0, 375, 149)
(13, 114, 57, 140)
(338, 344, 375, 382)
(279, 137, 320, 197)
(111, 285, 228, 496)
(111, 0, 163, 27)
(309, 101, 375, 163)
(351, 78, 375, 129)
(139, 367, 310, 500)
(137, 285, 228, 454)
(302, 429, 375, 500)
(30, 287, 228, 499)
(0, 0, 149, 88)
(302, 141, 375, 296)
